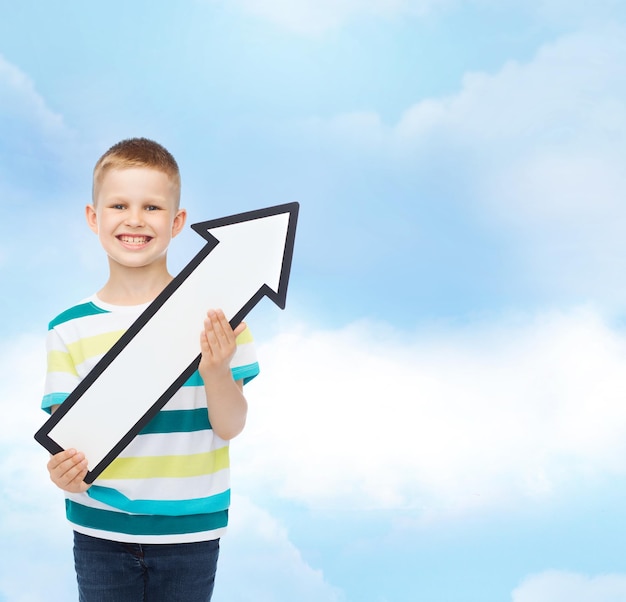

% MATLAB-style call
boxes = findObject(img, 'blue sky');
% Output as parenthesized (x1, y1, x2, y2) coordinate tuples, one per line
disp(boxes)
(2, 1, 626, 600)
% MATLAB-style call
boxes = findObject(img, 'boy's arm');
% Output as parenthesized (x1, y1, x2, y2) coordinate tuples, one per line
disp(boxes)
(199, 309, 248, 440)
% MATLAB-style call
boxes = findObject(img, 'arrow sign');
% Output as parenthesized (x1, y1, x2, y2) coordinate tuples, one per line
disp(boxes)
(35, 202, 299, 483)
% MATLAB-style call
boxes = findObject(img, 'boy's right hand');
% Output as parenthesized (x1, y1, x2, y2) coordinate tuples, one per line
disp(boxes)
(47, 449, 91, 493)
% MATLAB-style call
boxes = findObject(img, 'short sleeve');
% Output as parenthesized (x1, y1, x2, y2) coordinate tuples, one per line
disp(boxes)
(230, 326, 260, 385)
(41, 327, 79, 413)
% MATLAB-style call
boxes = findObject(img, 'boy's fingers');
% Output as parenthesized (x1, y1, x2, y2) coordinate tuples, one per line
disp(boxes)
(214, 310, 242, 342)
(68, 466, 89, 488)
(48, 449, 90, 492)
(62, 461, 87, 485)
(205, 311, 231, 344)
(200, 309, 242, 371)
(47, 448, 79, 471)
(48, 451, 85, 475)
(203, 318, 219, 346)
(200, 328, 214, 358)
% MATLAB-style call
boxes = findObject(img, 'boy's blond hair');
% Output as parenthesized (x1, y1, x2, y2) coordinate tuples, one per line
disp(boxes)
(92, 137, 181, 207)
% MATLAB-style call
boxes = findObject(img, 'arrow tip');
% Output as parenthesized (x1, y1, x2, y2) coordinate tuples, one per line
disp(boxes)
(191, 203, 299, 324)
(191, 202, 299, 240)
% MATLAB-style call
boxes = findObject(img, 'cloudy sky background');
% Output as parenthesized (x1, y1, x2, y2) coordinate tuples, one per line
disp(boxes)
(2, 1, 626, 600)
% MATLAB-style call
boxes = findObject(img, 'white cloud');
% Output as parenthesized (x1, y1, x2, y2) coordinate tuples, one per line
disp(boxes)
(529, 0, 623, 25)
(218, 0, 620, 34)
(218, 0, 445, 34)
(218, 495, 345, 601)
(0, 334, 343, 601)
(415, 28, 626, 305)
(302, 27, 626, 170)
(236, 306, 626, 517)
(512, 570, 626, 602)
(4, 314, 626, 597)
(0, 53, 78, 206)
(331, 27, 626, 173)
(0, 54, 73, 162)
(0, 56, 97, 324)
(0, 334, 76, 600)
(5, 306, 626, 599)
(301, 26, 626, 306)
(0, 55, 66, 134)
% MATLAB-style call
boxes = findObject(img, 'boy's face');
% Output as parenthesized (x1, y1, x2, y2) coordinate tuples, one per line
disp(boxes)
(86, 167, 186, 270)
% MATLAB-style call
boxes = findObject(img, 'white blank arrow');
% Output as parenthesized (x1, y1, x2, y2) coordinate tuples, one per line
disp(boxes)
(37, 203, 298, 481)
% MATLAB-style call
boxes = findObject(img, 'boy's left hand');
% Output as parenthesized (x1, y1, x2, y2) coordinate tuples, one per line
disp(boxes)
(199, 309, 246, 378)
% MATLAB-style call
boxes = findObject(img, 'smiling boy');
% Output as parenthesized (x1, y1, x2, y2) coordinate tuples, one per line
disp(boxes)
(42, 138, 259, 601)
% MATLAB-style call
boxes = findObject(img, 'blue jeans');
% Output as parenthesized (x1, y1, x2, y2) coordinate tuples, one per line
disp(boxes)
(73, 531, 219, 602)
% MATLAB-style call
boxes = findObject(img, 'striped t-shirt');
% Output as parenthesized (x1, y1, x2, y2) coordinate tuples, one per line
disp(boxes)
(42, 295, 259, 544)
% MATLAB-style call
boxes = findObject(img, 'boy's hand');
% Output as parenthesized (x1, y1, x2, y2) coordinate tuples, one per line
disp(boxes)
(199, 309, 245, 380)
(198, 309, 248, 440)
(47, 449, 91, 493)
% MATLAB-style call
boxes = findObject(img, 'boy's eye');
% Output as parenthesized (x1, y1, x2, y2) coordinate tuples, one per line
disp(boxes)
(145, 205, 160, 211)
(113, 204, 126, 210)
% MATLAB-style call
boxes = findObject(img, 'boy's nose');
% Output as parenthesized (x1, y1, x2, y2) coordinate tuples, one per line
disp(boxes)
(125, 209, 145, 227)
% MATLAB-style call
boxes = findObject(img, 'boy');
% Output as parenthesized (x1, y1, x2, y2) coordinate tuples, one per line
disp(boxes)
(42, 138, 259, 601)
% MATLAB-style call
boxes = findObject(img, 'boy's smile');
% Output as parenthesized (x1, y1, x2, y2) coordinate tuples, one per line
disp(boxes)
(86, 167, 186, 271)
(117, 234, 153, 248)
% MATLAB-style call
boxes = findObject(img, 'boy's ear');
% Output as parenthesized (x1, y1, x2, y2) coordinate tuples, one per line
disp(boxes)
(171, 208, 187, 238)
(85, 204, 98, 234)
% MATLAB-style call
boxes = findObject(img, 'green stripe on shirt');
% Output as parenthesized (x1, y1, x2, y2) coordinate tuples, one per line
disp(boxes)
(140, 408, 211, 434)
(49, 302, 110, 329)
(87, 485, 230, 516)
(66, 499, 228, 535)
(183, 362, 260, 387)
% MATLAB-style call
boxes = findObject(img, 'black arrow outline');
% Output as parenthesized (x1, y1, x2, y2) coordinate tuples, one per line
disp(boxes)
(34, 202, 299, 483)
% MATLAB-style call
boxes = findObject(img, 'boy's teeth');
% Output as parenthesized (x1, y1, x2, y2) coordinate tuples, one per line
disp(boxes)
(120, 235, 148, 243)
